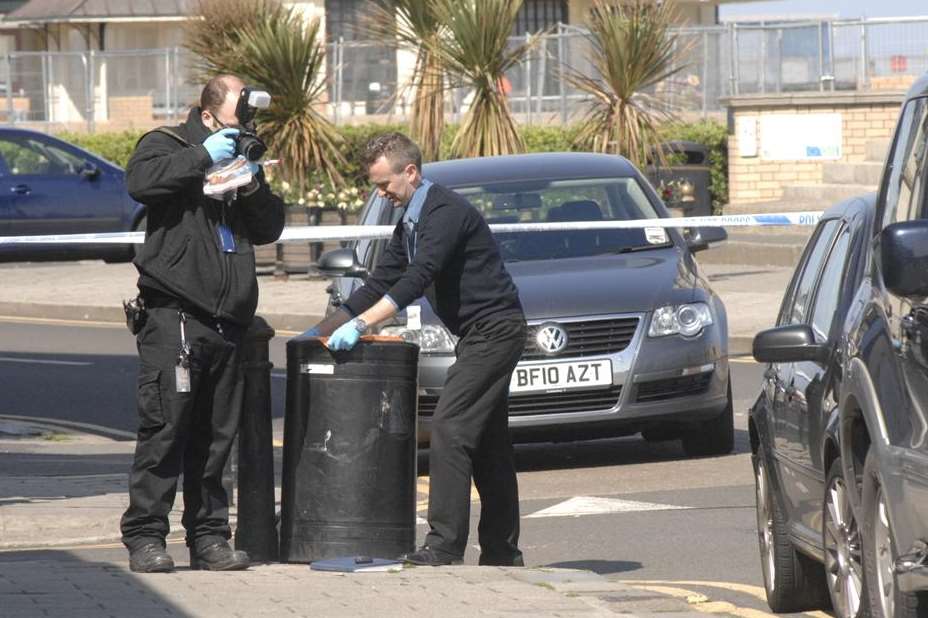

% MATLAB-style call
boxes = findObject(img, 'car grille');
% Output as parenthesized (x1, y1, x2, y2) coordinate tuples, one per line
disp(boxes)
(634, 372, 713, 403)
(417, 386, 623, 417)
(522, 317, 639, 360)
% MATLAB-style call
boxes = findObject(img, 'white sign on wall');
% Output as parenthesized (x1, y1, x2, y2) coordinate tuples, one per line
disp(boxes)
(736, 115, 758, 157)
(759, 113, 843, 160)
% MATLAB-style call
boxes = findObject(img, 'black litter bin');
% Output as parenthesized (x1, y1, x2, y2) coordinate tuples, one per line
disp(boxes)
(646, 140, 713, 217)
(279, 336, 419, 563)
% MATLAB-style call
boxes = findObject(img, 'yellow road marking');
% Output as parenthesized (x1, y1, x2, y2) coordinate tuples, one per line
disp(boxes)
(623, 580, 828, 618)
(623, 583, 774, 618)
(730, 357, 758, 364)
(0, 315, 123, 328)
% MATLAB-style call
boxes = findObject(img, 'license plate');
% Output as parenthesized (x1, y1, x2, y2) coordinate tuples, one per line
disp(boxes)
(510, 359, 613, 394)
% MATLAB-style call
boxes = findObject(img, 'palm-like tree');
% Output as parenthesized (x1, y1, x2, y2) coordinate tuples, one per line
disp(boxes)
(429, 0, 538, 159)
(367, 1, 445, 162)
(185, 0, 346, 188)
(564, 0, 687, 168)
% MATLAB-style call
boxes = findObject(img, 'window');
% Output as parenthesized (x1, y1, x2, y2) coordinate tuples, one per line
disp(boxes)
(881, 97, 928, 229)
(810, 230, 851, 341)
(325, 0, 397, 110)
(0, 138, 83, 176)
(514, 0, 568, 35)
(783, 220, 839, 326)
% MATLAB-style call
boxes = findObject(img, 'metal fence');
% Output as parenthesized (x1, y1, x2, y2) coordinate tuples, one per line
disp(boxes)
(0, 15, 925, 132)
(0, 48, 199, 129)
(730, 16, 928, 96)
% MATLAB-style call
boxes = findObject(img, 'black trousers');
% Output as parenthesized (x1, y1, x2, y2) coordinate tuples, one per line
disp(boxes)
(424, 313, 526, 560)
(120, 306, 244, 552)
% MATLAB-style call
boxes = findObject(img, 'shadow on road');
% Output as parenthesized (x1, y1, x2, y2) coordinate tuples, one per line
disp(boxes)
(545, 559, 643, 575)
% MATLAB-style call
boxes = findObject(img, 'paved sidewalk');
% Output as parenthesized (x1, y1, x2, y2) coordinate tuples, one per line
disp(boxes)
(0, 557, 728, 617)
(0, 257, 792, 352)
(0, 425, 739, 617)
(0, 255, 779, 615)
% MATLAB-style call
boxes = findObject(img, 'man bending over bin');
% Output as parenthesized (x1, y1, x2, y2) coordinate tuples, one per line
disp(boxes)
(307, 132, 527, 567)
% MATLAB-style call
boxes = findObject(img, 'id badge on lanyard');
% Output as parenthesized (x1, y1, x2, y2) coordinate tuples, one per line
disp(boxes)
(218, 223, 236, 253)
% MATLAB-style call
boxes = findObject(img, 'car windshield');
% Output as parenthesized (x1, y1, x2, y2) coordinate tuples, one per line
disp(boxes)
(448, 177, 669, 261)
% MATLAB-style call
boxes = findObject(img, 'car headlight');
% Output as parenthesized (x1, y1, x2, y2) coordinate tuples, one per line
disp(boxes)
(379, 324, 458, 354)
(648, 302, 713, 338)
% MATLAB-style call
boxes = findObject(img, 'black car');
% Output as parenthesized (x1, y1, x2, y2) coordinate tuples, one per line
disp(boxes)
(750, 73, 928, 618)
(319, 152, 732, 455)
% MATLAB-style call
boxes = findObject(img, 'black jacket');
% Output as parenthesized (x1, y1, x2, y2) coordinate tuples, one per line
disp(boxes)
(344, 183, 522, 336)
(127, 108, 285, 326)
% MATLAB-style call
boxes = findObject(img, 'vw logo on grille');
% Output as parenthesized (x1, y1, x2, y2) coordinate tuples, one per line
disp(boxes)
(536, 323, 568, 354)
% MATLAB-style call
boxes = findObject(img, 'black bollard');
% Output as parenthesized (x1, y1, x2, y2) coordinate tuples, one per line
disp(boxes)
(234, 316, 279, 562)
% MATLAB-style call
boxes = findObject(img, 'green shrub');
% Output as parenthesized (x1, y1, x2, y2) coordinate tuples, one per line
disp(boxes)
(54, 120, 729, 209)
(56, 130, 146, 169)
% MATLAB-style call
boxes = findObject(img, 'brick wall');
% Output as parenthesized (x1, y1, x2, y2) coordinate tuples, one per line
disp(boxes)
(725, 92, 904, 204)
(106, 95, 155, 129)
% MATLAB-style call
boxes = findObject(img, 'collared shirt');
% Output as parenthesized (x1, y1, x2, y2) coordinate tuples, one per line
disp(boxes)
(383, 178, 433, 310)
(402, 178, 433, 260)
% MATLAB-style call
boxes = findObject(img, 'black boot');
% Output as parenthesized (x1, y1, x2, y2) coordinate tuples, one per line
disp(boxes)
(189, 540, 250, 571)
(129, 543, 175, 573)
(400, 545, 463, 566)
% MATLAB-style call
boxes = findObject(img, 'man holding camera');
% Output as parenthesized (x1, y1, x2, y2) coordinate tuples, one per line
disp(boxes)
(120, 74, 285, 573)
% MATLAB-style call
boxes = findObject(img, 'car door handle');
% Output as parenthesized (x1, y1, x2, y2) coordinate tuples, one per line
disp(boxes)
(10, 184, 30, 195)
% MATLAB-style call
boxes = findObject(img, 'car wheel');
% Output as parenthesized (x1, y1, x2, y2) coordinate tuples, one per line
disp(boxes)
(862, 451, 927, 618)
(681, 380, 734, 457)
(754, 443, 830, 612)
(824, 458, 869, 618)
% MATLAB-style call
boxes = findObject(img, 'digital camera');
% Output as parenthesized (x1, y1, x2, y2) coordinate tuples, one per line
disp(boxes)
(234, 87, 271, 161)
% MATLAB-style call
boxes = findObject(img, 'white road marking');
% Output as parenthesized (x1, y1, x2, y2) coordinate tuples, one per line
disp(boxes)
(525, 496, 690, 519)
(0, 356, 92, 366)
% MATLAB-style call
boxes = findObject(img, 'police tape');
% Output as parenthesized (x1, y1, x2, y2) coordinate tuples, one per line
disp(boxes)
(0, 211, 823, 246)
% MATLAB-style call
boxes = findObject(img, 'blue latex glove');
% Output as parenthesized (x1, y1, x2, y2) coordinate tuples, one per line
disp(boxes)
(327, 319, 362, 351)
(203, 128, 239, 163)
(303, 326, 321, 337)
(247, 161, 260, 176)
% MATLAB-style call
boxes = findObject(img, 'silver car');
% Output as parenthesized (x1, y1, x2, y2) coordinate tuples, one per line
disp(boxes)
(319, 153, 732, 457)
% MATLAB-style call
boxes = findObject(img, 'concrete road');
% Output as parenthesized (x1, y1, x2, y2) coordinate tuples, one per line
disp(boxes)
(1, 318, 822, 616)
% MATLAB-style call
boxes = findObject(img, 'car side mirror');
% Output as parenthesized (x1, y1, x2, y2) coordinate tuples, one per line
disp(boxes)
(80, 163, 100, 180)
(880, 220, 928, 298)
(753, 324, 827, 364)
(315, 247, 368, 279)
(685, 226, 727, 253)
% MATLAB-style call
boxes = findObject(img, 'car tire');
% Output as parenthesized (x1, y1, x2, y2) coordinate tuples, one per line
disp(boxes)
(861, 451, 927, 618)
(824, 458, 869, 618)
(681, 381, 734, 457)
(754, 442, 831, 612)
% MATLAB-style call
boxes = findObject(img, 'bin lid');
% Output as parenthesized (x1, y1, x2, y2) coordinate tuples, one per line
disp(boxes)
(653, 140, 708, 165)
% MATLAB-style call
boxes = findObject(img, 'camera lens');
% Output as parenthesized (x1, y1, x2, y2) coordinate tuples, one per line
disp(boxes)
(237, 133, 267, 162)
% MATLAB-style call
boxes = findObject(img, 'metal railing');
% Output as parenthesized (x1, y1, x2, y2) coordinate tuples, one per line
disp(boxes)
(0, 15, 924, 132)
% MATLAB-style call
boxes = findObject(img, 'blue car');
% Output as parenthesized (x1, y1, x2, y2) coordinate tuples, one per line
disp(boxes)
(0, 128, 144, 262)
